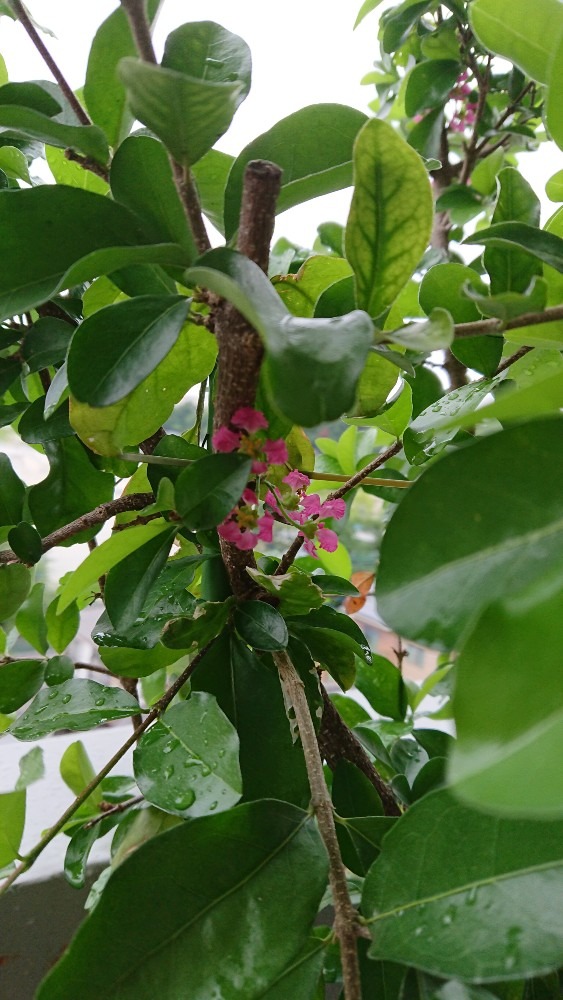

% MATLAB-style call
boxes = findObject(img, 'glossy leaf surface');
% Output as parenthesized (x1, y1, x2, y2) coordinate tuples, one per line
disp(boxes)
(10, 680, 140, 741)
(133, 692, 242, 817)
(175, 453, 252, 531)
(38, 801, 328, 1000)
(363, 790, 563, 980)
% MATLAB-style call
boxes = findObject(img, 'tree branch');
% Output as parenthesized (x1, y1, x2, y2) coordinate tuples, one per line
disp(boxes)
(120, 0, 157, 62)
(0, 493, 154, 565)
(274, 650, 367, 1000)
(64, 149, 109, 182)
(452, 303, 563, 338)
(0, 637, 218, 897)
(11, 0, 91, 126)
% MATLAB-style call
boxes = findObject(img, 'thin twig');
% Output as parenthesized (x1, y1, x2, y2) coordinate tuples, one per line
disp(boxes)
(274, 650, 367, 1000)
(0, 638, 218, 897)
(495, 344, 534, 374)
(453, 302, 563, 338)
(11, 0, 91, 125)
(459, 56, 491, 186)
(64, 149, 109, 182)
(120, 0, 157, 62)
(84, 795, 144, 829)
(0, 493, 154, 565)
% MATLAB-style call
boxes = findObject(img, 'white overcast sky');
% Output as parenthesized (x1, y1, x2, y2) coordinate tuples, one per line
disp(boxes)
(0, 0, 386, 244)
(0, 1, 560, 238)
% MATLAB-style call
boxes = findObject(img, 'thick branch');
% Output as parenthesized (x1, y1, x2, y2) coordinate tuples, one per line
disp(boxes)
(319, 686, 401, 817)
(0, 493, 154, 565)
(11, 0, 91, 125)
(214, 160, 282, 598)
(274, 650, 366, 1000)
(0, 638, 218, 897)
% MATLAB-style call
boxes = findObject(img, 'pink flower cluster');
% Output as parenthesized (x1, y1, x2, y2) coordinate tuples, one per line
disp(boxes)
(212, 409, 346, 555)
(449, 71, 478, 133)
(212, 407, 288, 474)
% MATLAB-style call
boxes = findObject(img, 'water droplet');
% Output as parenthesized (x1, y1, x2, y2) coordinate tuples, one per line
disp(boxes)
(209, 801, 218, 811)
(163, 765, 175, 779)
(466, 886, 477, 906)
(200, 766, 211, 777)
(35, 705, 48, 715)
(61, 694, 72, 705)
(414, 927, 423, 937)
(173, 790, 195, 810)
(218, 749, 225, 759)
(48, 691, 57, 700)
(95, 698, 105, 707)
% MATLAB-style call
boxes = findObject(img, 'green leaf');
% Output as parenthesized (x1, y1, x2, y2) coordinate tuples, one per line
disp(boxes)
(403, 378, 496, 464)
(45, 596, 80, 654)
(0, 97, 108, 165)
(234, 601, 289, 651)
(546, 169, 563, 202)
(110, 135, 196, 257)
(192, 633, 310, 807)
(363, 789, 563, 980)
(346, 351, 400, 421)
(70, 319, 216, 455)
(118, 21, 251, 168)
(104, 528, 175, 632)
(273, 255, 353, 318)
(10, 680, 140, 741)
(354, 0, 388, 28)
(420, 262, 488, 323)
(175, 452, 251, 531)
(224, 104, 367, 239)
(161, 601, 232, 652)
(0, 658, 45, 713)
(404, 60, 460, 117)
(449, 583, 563, 818)
(330, 694, 371, 728)
(378, 418, 563, 647)
(346, 119, 433, 319)
(355, 655, 407, 721)
(484, 167, 542, 294)
(21, 316, 74, 372)
(15, 582, 48, 654)
(247, 568, 324, 617)
(45, 144, 109, 194)
(465, 222, 563, 273)
(68, 296, 190, 406)
(0, 453, 25, 527)
(289, 608, 370, 691)
(0, 144, 30, 182)
(8, 521, 43, 565)
(59, 742, 100, 808)
(0, 186, 188, 322)
(100, 643, 182, 679)
(58, 520, 170, 612)
(15, 746, 45, 790)
(0, 564, 31, 621)
(44, 655, 75, 686)
(388, 308, 454, 352)
(64, 823, 106, 890)
(186, 248, 373, 425)
(28, 438, 114, 543)
(37, 801, 328, 1000)
(469, 0, 562, 84)
(133, 692, 242, 817)
(84, 0, 161, 149)
(191, 148, 233, 235)
(0, 791, 25, 867)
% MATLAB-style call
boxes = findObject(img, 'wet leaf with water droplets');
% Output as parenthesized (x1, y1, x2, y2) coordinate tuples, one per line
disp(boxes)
(9, 680, 140, 740)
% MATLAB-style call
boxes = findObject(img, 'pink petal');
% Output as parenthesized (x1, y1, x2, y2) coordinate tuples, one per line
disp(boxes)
(218, 519, 243, 543)
(251, 460, 269, 474)
(242, 488, 258, 505)
(264, 439, 289, 465)
(257, 513, 274, 542)
(316, 526, 338, 552)
(212, 426, 241, 452)
(283, 470, 310, 490)
(235, 531, 260, 550)
(299, 533, 318, 558)
(300, 494, 321, 517)
(231, 407, 268, 432)
(264, 489, 281, 512)
(319, 498, 346, 520)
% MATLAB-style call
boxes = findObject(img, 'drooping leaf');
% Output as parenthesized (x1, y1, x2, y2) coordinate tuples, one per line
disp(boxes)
(14, 582, 48, 653)
(404, 60, 460, 117)
(449, 583, 563, 818)
(0, 658, 45, 713)
(191, 632, 310, 807)
(67, 296, 190, 406)
(21, 316, 74, 373)
(133, 692, 242, 817)
(104, 528, 176, 632)
(186, 248, 373, 425)
(8, 522, 43, 565)
(0, 564, 31, 621)
(191, 148, 234, 235)
(378, 418, 563, 647)
(0, 453, 25, 527)
(346, 118, 433, 319)
(464, 222, 563, 272)
(45, 596, 80, 654)
(59, 740, 101, 805)
(363, 789, 563, 980)
(355, 655, 407, 721)
(10, 679, 140, 741)
(0, 186, 188, 322)
(0, 85, 108, 164)
(15, 746, 45, 790)
(224, 104, 367, 239)
(484, 167, 542, 294)
(84, 0, 161, 149)
(37, 801, 328, 1000)
(44, 656, 74, 686)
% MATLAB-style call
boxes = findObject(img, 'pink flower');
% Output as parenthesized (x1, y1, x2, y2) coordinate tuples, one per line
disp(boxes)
(257, 512, 274, 543)
(251, 459, 269, 474)
(264, 439, 288, 465)
(284, 470, 310, 491)
(300, 534, 319, 558)
(242, 488, 258, 505)
(317, 526, 339, 552)
(300, 494, 322, 518)
(231, 407, 268, 433)
(264, 489, 281, 513)
(212, 426, 240, 452)
(319, 498, 346, 520)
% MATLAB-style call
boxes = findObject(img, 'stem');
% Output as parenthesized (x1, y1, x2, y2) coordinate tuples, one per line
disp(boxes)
(120, 0, 156, 62)
(195, 378, 207, 446)
(495, 344, 533, 374)
(11, 0, 91, 125)
(459, 56, 491, 187)
(84, 795, 144, 829)
(0, 493, 154, 565)
(274, 650, 366, 1000)
(0, 638, 217, 897)
(305, 471, 409, 489)
(64, 149, 109, 182)
(453, 303, 563, 338)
